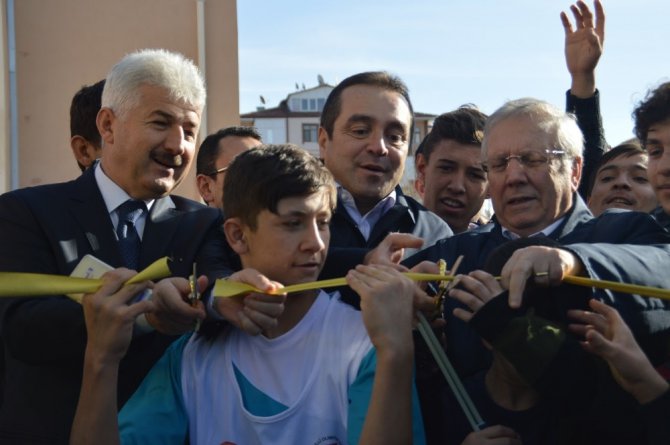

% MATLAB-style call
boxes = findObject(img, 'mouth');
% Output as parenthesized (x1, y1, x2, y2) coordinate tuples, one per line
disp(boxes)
(604, 196, 634, 206)
(151, 152, 183, 169)
(359, 163, 387, 174)
(439, 197, 465, 210)
(506, 195, 535, 206)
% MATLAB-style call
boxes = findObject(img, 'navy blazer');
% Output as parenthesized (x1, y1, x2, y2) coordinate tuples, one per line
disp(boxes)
(0, 167, 230, 444)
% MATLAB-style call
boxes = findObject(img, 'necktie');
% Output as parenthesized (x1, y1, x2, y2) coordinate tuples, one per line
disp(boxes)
(116, 200, 145, 270)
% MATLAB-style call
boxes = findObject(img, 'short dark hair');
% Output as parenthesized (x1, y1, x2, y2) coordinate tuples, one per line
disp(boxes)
(223, 144, 336, 230)
(319, 71, 414, 146)
(70, 79, 105, 144)
(196, 126, 262, 175)
(421, 106, 487, 162)
(633, 82, 670, 143)
(586, 141, 647, 197)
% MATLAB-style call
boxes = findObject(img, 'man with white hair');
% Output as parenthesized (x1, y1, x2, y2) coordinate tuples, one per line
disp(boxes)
(405, 98, 670, 376)
(0, 49, 232, 443)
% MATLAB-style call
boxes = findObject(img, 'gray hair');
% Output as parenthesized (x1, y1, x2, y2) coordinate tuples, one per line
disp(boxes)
(101, 48, 206, 116)
(482, 98, 584, 170)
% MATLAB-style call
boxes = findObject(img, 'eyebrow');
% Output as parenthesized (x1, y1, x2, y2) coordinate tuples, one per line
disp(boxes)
(345, 114, 409, 134)
(345, 114, 374, 126)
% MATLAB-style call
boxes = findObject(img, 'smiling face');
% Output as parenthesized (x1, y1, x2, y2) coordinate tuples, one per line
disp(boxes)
(98, 84, 201, 200)
(486, 115, 581, 236)
(418, 140, 487, 233)
(318, 84, 412, 214)
(234, 191, 331, 286)
(645, 119, 670, 214)
(588, 152, 657, 216)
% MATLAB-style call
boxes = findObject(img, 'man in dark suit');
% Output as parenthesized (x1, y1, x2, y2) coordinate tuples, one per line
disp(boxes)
(0, 49, 232, 444)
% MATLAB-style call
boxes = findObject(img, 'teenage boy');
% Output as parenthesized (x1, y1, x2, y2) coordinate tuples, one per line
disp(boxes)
(70, 144, 429, 445)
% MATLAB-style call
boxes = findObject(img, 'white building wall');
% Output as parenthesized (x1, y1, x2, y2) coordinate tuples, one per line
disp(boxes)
(287, 116, 320, 157)
(254, 118, 287, 144)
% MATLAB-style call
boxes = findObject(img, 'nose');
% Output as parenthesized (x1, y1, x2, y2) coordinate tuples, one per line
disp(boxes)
(446, 171, 466, 194)
(301, 220, 327, 253)
(503, 157, 528, 186)
(656, 151, 670, 177)
(612, 175, 632, 190)
(164, 125, 188, 154)
(367, 132, 389, 157)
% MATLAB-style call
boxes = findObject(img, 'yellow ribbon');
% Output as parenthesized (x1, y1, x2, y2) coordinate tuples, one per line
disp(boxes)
(213, 273, 670, 301)
(0, 257, 172, 301)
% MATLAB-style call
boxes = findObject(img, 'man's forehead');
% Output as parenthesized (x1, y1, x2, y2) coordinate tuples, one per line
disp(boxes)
(598, 155, 648, 173)
(486, 116, 550, 153)
(338, 85, 412, 125)
(430, 140, 483, 164)
(647, 119, 670, 137)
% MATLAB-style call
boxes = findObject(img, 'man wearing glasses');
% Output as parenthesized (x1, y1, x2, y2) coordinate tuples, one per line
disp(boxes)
(401, 98, 670, 379)
(195, 126, 262, 208)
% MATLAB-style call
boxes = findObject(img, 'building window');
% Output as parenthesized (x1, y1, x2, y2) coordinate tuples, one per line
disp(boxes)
(302, 124, 318, 143)
(290, 98, 300, 111)
(310, 98, 317, 110)
(301, 98, 308, 111)
(317, 98, 325, 111)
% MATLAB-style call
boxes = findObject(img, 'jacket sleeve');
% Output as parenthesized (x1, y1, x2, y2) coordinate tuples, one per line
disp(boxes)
(566, 89, 608, 200)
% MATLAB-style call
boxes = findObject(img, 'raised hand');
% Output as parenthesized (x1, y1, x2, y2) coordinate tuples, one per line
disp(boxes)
(561, 0, 605, 97)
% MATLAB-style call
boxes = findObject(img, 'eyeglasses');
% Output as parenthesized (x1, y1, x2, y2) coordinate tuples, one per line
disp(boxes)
(484, 149, 566, 173)
(206, 166, 229, 177)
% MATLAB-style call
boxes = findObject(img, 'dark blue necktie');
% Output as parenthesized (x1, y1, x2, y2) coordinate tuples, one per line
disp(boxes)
(116, 200, 145, 270)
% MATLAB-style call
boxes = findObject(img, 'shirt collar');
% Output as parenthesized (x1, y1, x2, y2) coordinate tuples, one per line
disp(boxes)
(501, 215, 566, 240)
(338, 185, 396, 219)
(94, 162, 155, 213)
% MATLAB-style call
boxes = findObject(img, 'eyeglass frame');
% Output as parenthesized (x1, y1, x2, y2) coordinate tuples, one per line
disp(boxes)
(483, 149, 567, 173)
(205, 166, 229, 177)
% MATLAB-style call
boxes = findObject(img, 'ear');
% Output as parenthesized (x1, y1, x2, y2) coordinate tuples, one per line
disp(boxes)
(317, 126, 329, 160)
(223, 218, 249, 255)
(70, 136, 99, 170)
(571, 156, 583, 191)
(97, 108, 116, 146)
(414, 153, 426, 197)
(196, 174, 214, 206)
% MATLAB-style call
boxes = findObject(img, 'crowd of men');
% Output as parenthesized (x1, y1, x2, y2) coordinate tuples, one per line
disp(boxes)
(0, 0, 669, 444)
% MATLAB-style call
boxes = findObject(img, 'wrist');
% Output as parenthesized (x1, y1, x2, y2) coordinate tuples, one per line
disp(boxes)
(570, 72, 596, 98)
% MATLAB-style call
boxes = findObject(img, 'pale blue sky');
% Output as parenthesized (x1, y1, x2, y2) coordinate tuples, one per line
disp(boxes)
(238, 0, 670, 147)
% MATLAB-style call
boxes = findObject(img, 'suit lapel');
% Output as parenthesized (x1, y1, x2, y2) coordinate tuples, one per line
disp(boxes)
(140, 196, 181, 268)
(67, 168, 122, 267)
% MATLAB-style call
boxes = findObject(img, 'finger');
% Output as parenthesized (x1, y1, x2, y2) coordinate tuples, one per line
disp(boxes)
(236, 310, 263, 336)
(97, 268, 138, 296)
(501, 254, 533, 309)
(413, 287, 436, 313)
(385, 232, 424, 250)
(244, 294, 285, 319)
(452, 307, 473, 323)
(560, 11, 573, 35)
(468, 270, 504, 294)
(567, 308, 607, 333)
(242, 305, 280, 332)
(576, 0, 594, 29)
(448, 287, 485, 314)
(113, 281, 152, 305)
(583, 327, 613, 357)
(410, 260, 440, 275)
(570, 4, 584, 28)
(568, 322, 589, 337)
(594, 0, 605, 42)
(126, 299, 156, 319)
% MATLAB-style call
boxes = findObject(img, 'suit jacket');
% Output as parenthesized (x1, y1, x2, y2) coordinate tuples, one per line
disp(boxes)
(322, 186, 452, 281)
(407, 196, 670, 377)
(0, 167, 230, 444)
